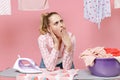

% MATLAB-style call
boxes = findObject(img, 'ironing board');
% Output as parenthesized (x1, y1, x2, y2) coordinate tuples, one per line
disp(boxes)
(74, 69, 120, 80)
(1, 68, 120, 80)
(0, 68, 20, 78)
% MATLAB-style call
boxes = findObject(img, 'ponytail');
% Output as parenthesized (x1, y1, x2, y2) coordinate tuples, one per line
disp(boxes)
(39, 12, 59, 34)
(39, 13, 49, 34)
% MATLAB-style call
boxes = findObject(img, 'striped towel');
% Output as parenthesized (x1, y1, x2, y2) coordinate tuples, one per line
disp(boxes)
(0, 0, 11, 15)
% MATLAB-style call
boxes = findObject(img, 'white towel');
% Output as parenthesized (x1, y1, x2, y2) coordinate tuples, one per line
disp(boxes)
(114, 56, 120, 63)
(18, 0, 49, 11)
(114, 0, 120, 8)
(0, 0, 11, 15)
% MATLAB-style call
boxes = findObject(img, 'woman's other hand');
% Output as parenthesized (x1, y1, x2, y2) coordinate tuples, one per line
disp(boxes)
(61, 29, 72, 53)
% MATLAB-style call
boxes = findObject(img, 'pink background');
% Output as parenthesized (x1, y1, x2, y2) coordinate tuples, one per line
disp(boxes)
(0, 0, 120, 79)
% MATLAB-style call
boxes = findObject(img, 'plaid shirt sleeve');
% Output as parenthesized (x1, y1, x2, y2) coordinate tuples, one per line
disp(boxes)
(63, 34, 76, 70)
(38, 35, 59, 71)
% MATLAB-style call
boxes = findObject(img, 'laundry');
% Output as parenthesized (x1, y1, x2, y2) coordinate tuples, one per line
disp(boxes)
(80, 47, 119, 66)
(84, 0, 111, 29)
(0, 0, 11, 15)
(104, 48, 120, 56)
(18, 0, 49, 11)
(13, 55, 42, 73)
(16, 69, 79, 80)
(114, 0, 120, 8)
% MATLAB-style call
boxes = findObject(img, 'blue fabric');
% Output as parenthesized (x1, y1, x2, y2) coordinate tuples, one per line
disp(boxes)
(40, 59, 74, 69)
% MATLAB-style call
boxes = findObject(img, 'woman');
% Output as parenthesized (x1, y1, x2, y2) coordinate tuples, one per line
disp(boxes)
(38, 12, 76, 71)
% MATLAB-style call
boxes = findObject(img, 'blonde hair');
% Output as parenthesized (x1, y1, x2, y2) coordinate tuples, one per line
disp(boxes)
(39, 12, 59, 34)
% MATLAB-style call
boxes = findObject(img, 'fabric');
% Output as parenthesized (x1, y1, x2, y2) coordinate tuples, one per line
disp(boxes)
(104, 48, 120, 56)
(81, 47, 120, 66)
(16, 69, 79, 80)
(80, 47, 113, 66)
(105, 48, 120, 63)
(40, 58, 75, 69)
(84, 0, 111, 29)
(38, 32, 76, 71)
(0, 0, 11, 15)
(114, 0, 120, 8)
(18, 0, 49, 11)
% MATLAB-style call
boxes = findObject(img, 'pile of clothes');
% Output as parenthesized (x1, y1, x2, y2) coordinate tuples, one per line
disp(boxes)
(80, 47, 120, 66)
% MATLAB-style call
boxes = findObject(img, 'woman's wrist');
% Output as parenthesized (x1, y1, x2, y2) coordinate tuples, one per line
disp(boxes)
(54, 44, 59, 50)
(65, 45, 72, 53)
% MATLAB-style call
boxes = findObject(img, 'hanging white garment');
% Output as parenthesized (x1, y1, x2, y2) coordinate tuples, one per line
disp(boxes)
(18, 0, 49, 11)
(84, 0, 111, 29)
(114, 0, 120, 8)
(0, 0, 11, 15)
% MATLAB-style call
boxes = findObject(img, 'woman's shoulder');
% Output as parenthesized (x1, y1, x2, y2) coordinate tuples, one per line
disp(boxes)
(38, 33, 49, 41)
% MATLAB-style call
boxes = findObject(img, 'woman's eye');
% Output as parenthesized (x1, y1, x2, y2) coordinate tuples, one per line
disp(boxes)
(54, 22, 58, 25)
(60, 20, 63, 23)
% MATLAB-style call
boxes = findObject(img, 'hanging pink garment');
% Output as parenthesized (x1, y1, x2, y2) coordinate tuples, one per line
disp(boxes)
(18, 0, 49, 11)
(0, 0, 11, 15)
(114, 0, 120, 8)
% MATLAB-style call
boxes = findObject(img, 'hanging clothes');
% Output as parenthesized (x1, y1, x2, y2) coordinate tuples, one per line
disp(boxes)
(18, 0, 49, 11)
(0, 0, 11, 15)
(84, 0, 111, 29)
(114, 0, 120, 8)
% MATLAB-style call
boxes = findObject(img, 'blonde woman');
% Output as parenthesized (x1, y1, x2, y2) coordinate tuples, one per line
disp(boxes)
(38, 12, 76, 71)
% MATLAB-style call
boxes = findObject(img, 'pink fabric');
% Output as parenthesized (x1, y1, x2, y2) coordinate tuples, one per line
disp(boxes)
(16, 69, 79, 80)
(80, 47, 113, 66)
(38, 32, 76, 71)
(18, 0, 49, 11)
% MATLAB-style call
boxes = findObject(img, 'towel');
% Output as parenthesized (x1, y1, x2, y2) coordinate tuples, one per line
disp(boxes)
(114, 0, 120, 8)
(0, 0, 11, 15)
(18, 0, 49, 11)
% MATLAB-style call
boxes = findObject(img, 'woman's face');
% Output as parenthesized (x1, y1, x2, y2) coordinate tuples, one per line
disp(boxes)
(48, 14, 66, 38)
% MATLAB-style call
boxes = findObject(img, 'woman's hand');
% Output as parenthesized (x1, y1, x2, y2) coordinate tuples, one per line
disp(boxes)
(61, 29, 72, 53)
(48, 28, 60, 50)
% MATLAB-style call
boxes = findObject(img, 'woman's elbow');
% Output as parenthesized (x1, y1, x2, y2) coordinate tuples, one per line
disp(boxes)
(46, 65, 56, 71)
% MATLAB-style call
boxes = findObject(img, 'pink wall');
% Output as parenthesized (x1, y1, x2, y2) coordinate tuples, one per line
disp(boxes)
(0, 0, 120, 77)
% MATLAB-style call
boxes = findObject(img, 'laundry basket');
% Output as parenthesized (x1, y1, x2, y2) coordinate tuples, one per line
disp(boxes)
(88, 58, 120, 77)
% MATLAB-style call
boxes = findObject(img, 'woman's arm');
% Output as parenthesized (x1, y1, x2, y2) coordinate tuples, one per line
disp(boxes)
(62, 33, 76, 69)
(38, 35, 59, 71)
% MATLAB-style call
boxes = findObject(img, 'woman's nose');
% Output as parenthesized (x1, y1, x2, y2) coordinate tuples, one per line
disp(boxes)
(60, 26, 66, 29)
(59, 22, 63, 26)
